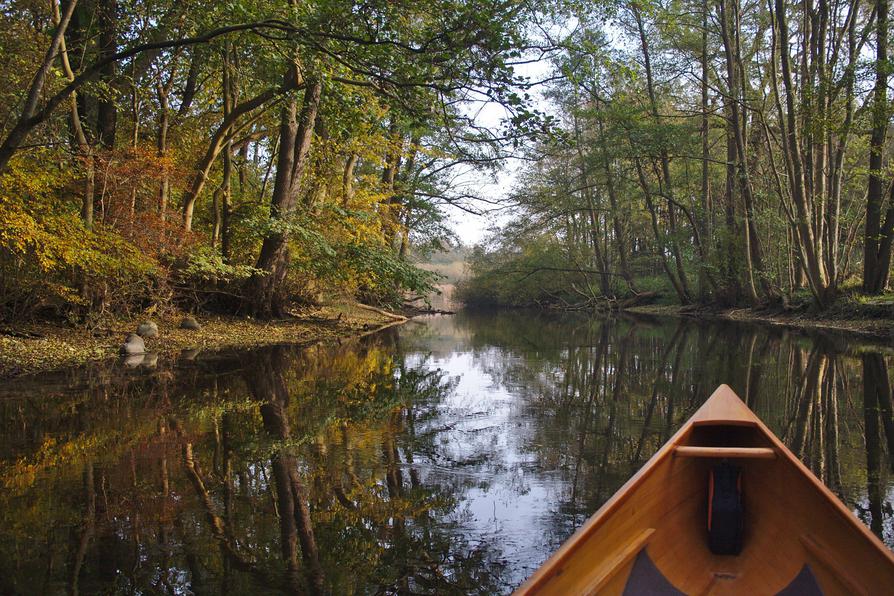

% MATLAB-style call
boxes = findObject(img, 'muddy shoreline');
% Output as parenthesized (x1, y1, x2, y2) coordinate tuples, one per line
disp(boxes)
(0, 302, 406, 380)
(5, 299, 892, 380)
(626, 303, 894, 345)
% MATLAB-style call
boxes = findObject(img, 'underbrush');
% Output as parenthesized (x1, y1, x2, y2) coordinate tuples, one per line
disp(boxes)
(0, 157, 437, 325)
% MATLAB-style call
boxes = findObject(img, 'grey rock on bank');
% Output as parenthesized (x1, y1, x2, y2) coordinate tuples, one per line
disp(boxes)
(137, 321, 159, 338)
(120, 333, 146, 355)
(179, 316, 201, 330)
(123, 354, 145, 367)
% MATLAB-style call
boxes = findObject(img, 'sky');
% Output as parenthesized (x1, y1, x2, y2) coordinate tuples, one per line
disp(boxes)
(446, 163, 517, 245)
(444, 48, 557, 246)
(441, 14, 627, 247)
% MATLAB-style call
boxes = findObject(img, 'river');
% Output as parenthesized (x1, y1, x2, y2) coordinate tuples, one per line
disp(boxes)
(0, 310, 891, 593)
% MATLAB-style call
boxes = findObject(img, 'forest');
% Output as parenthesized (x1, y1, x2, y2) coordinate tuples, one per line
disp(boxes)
(458, 0, 894, 310)
(3, 0, 894, 325)
(0, 0, 546, 324)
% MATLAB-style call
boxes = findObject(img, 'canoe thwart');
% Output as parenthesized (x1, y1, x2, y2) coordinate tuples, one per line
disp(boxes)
(674, 446, 776, 459)
(581, 527, 655, 595)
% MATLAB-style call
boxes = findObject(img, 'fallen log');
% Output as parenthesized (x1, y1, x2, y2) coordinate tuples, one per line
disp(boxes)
(355, 303, 407, 321)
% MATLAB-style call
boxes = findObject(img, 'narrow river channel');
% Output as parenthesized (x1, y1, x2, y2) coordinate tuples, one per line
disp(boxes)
(0, 311, 892, 593)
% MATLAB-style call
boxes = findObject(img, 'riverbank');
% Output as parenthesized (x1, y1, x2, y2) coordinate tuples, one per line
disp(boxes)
(627, 301, 894, 344)
(0, 302, 403, 379)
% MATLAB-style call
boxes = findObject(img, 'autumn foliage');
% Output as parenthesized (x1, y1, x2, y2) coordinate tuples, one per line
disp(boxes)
(0, 0, 532, 321)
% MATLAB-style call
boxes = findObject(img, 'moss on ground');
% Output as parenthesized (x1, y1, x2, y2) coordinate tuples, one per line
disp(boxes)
(0, 302, 396, 379)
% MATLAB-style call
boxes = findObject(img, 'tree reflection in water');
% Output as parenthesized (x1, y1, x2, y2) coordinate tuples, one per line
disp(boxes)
(0, 311, 891, 593)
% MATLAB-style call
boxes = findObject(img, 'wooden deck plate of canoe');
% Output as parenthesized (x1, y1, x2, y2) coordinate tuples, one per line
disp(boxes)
(515, 385, 894, 595)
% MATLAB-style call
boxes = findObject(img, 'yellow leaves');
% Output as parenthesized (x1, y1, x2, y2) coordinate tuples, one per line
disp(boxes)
(0, 159, 156, 311)
(0, 199, 64, 273)
(0, 204, 39, 257)
(2, 431, 104, 492)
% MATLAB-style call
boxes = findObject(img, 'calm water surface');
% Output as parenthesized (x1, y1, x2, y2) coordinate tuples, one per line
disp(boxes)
(0, 311, 892, 594)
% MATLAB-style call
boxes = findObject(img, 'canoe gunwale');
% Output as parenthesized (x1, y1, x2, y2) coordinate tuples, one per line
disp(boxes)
(514, 388, 696, 594)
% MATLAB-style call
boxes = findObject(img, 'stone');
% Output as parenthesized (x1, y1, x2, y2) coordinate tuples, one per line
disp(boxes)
(123, 354, 145, 367)
(141, 353, 159, 368)
(179, 316, 201, 330)
(120, 333, 146, 355)
(137, 321, 159, 338)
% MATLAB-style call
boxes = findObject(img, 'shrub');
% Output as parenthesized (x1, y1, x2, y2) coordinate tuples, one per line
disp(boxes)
(0, 158, 155, 321)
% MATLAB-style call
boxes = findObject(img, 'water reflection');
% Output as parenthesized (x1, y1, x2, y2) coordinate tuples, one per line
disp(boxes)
(0, 311, 891, 593)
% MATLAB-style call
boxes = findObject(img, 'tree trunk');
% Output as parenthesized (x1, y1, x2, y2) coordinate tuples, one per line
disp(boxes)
(181, 86, 281, 231)
(212, 47, 235, 252)
(573, 112, 611, 295)
(246, 79, 322, 318)
(864, 0, 891, 293)
(0, 0, 78, 173)
(719, 0, 773, 302)
(96, 0, 117, 149)
(157, 81, 170, 222)
(392, 136, 419, 255)
(54, 0, 94, 230)
(380, 124, 404, 250)
(596, 118, 637, 293)
(341, 153, 357, 207)
(699, 0, 712, 301)
(634, 158, 689, 303)
(221, 144, 233, 260)
(633, 6, 692, 301)
(772, 0, 831, 303)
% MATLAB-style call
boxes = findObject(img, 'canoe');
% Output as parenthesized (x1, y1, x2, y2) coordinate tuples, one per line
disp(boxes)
(515, 384, 894, 595)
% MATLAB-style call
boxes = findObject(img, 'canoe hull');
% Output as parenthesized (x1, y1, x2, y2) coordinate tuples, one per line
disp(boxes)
(515, 385, 894, 595)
